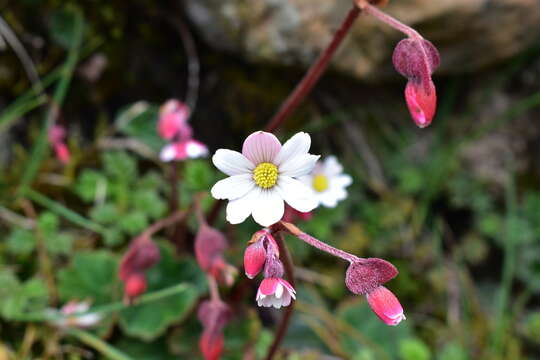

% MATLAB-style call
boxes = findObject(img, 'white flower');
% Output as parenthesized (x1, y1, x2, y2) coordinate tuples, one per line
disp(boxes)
(51, 301, 102, 329)
(256, 277, 296, 309)
(160, 139, 208, 162)
(211, 131, 319, 226)
(300, 156, 352, 208)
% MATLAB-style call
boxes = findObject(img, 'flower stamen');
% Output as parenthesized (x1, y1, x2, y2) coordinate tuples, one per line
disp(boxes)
(253, 162, 279, 189)
(312, 174, 329, 192)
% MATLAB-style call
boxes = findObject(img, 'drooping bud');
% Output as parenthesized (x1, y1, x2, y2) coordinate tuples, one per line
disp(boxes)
(158, 99, 192, 141)
(195, 225, 237, 285)
(366, 286, 405, 326)
(48, 125, 71, 164)
(345, 258, 398, 295)
(197, 300, 231, 360)
(392, 37, 440, 127)
(244, 239, 266, 279)
(119, 238, 160, 281)
(124, 273, 147, 303)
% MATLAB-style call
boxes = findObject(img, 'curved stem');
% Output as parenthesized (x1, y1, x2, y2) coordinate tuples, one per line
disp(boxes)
(264, 6, 361, 133)
(280, 221, 359, 263)
(265, 232, 295, 360)
(360, 3, 421, 39)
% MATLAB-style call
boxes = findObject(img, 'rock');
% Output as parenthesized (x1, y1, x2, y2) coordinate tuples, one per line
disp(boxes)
(185, 0, 540, 80)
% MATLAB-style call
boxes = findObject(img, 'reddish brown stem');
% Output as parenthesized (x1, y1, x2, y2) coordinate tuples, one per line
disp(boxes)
(264, 6, 360, 133)
(264, 232, 295, 360)
(140, 209, 189, 239)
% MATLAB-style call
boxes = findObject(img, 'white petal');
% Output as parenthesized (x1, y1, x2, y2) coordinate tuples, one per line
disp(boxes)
(334, 174, 353, 187)
(226, 188, 258, 224)
(242, 131, 282, 165)
(279, 154, 320, 178)
(159, 144, 176, 162)
(277, 176, 318, 213)
(323, 156, 343, 176)
(274, 283, 284, 299)
(281, 292, 292, 307)
(274, 132, 312, 166)
(213, 149, 254, 176)
(251, 189, 285, 227)
(211, 174, 254, 200)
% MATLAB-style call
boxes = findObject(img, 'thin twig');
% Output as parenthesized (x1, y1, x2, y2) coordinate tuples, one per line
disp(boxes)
(264, 232, 295, 360)
(0, 15, 44, 95)
(140, 209, 189, 239)
(264, 6, 361, 133)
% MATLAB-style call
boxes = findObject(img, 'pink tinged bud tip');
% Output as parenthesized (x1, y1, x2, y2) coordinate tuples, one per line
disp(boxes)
(124, 273, 147, 301)
(345, 258, 398, 295)
(405, 79, 436, 128)
(392, 38, 440, 128)
(256, 277, 296, 309)
(244, 240, 267, 279)
(158, 99, 191, 141)
(366, 286, 406, 326)
(119, 239, 160, 281)
(199, 331, 224, 360)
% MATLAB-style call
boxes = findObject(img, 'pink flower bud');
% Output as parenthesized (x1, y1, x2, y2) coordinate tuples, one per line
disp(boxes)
(366, 286, 405, 326)
(197, 300, 231, 360)
(345, 258, 398, 295)
(244, 240, 266, 279)
(48, 125, 71, 164)
(119, 238, 160, 281)
(54, 143, 71, 164)
(158, 99, 191, 141)
(392, 37, 440, 128)
(195, 225, 237, 285)
(124, 273, 147, 302)
(263, 256, 284, 279)
(199, 331, 224, 360)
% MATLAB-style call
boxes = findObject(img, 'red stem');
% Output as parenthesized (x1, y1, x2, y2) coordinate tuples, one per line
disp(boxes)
(264, 6, 361, 133)
(264, 232, 295, 360)
(361, 3, 420, 39)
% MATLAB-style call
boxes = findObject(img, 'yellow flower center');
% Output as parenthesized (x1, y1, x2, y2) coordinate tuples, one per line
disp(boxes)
(312, 174, 329, 192)
(253, 162, 279, 189)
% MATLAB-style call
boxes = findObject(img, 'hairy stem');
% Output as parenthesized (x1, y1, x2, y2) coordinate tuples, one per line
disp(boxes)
(207, 275, 221, 302)
(280, 221, 359, 263)
(264, 6, 361, 133)
(140, 209, 189, 239)
(360, 3, 421, 39)
(265, 232, 295, 360)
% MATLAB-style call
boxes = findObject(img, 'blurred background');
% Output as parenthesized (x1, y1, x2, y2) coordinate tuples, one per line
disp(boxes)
(2, 0, 540, 359)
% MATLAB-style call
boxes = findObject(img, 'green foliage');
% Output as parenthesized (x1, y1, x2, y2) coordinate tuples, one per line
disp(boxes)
(0, 271, 48, 320)
(119, 243, 200, 340)
(6, 229, 35, 256)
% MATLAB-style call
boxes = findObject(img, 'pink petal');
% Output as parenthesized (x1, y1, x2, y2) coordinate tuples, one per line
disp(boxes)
(258, 278, 279, 296)
(405, 80, 436, 128)
(366, 286, 405, 326)
(242, 131, 281, 165)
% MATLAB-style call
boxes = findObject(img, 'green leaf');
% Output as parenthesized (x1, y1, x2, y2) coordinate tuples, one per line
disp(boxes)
(90, 203, 121, 224)
(0, 273, 49, 320)
(131, 189, 166, 219)
(184, 160, 217, 192)
(58, 251, 119, 305)
(399, 338, 431, 360)
(38, 212, 59, 235)
(118, 211, 149, 235)
(103, 228, 125, 247)
(74, 169, 108, 203)
(103, 151, 138, 182)
(6, 229, 36, 256)
(118, 243, 202, 340)
(115, 102, 165, 152)
(438, 343, 468, 360)
(50, 8, 85, 49)
(45, 232, 73, 255)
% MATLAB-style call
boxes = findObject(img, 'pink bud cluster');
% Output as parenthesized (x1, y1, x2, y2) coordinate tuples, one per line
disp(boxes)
(244, 229, 296, 309)
(48, 124, 70, 164)
(118, 237, 160, 303)
(194, 224, 237, 286)
(198, 300, 232, 360)
(157, 99, 208, 161)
